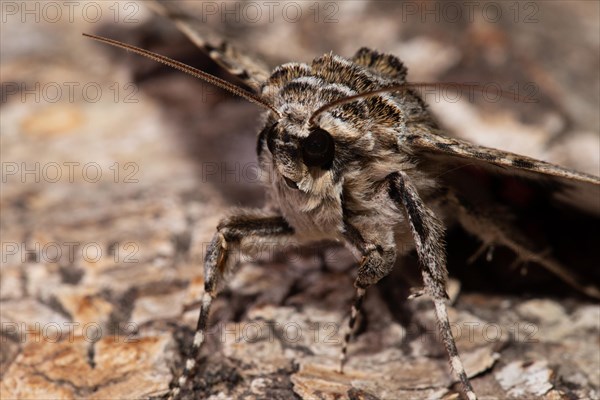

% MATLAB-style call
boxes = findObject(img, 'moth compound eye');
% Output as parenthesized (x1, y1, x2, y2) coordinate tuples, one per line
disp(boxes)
(261, 123, 278, 156)
(302, 128, 335, 169)
(266, 132, 276, 155)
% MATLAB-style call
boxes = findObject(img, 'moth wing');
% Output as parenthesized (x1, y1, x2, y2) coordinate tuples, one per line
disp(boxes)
(406, 130, 600, 216)
(148, 0, 271, 92)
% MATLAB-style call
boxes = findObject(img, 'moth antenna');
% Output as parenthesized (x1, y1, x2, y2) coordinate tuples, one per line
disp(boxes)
(309, 82, 523, 126)
(82, 33, 281, 117)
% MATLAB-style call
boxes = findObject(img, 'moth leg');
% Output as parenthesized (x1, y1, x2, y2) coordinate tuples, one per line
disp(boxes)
(442, 190, 600, 299)
(388, 172, 477, 400)
(338, 287, 365, 372)
(338, 219, 397, 372)
(168, 211, 294, 399)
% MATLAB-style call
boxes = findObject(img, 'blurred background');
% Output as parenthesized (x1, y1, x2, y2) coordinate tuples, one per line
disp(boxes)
(2, 1, 598, 399)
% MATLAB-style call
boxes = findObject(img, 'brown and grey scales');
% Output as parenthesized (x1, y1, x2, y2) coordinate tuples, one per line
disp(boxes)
(257, 50, 440, 243)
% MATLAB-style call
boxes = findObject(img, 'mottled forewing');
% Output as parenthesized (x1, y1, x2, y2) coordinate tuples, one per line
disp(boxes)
(406, 130, 600, 215)
(148, 0, 271, 92)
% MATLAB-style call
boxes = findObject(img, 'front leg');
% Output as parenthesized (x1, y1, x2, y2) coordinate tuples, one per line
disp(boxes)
(388, 172, 477, 400)
(339, 221, 397, 371)
(169, 209, 294, 399)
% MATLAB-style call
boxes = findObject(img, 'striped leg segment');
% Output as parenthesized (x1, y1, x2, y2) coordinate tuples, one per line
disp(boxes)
(167, 212, 294, 399)
(339, 287, 366, 373)
(434, 299, 477, 400)
(168, 292, 213, 400)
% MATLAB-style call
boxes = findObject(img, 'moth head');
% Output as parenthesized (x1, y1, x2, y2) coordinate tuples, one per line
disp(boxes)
(260, 79, 393, 195)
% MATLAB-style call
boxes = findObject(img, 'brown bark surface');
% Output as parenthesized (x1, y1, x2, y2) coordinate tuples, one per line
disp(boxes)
(1, 2, 598, 399)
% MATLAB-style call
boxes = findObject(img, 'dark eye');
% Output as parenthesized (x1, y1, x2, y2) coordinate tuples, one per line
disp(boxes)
(259, 123, 277, 156)
(302, 128, 335, 169)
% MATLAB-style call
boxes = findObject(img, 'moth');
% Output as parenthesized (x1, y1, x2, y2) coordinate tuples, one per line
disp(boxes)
(84, 2, 600, 399)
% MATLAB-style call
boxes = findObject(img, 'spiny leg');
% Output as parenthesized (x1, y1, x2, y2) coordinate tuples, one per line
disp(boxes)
(339, 219, 396, 373)
(389, 172, 477, 400)
(168, 212, 294, 399)
(339, 286, 366, 373)
(441, 190, 600, 299)
(168, 232, 226, 400)
(170, 291, 214, 399)
(433, 299, 475, 400)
